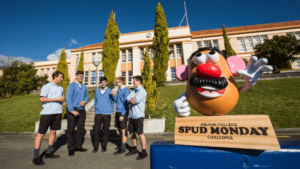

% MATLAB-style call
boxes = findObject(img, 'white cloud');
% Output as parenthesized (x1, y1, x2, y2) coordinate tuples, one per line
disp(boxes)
(47, 48, 72, 61)
(69, 38, 78, 46)
(0, 55, 33, 66)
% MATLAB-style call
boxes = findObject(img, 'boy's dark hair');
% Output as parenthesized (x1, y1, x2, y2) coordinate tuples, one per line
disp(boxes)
(100, 77, 107, 83)
(76, 71, 84, 75)
(52, 71, 64, 80)
(133, 76, 143, 85)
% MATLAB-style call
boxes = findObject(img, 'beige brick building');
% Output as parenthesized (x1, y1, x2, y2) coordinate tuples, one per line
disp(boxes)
(33, 20, 300, 86)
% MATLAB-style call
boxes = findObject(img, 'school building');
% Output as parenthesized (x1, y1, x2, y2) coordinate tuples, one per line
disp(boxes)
(33, 20, 300, 86)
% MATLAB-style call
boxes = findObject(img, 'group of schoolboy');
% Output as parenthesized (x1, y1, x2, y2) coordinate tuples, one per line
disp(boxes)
(33, 71, 148, 166)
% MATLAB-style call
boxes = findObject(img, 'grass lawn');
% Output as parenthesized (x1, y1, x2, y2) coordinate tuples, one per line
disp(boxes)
(0, 94, 42, 132)
(0, 90, 96, 132)
(151, 78, 300, 132)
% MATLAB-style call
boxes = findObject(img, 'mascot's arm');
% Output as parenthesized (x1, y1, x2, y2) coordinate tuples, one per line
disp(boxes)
(173, 92, 190, 116)
(236, 56, 273, 93)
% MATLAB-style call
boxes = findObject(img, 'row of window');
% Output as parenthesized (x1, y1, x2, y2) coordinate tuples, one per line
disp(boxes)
(197, 40, 220, 50)
(40, 67, 56, 76)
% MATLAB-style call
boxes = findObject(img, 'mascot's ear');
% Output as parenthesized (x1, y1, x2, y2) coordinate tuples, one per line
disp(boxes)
(226, 56, 246, 76)
(176, 65, 189, 81)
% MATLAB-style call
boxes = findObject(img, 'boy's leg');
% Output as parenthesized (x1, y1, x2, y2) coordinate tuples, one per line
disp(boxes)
(67, 110, 77, 152)
(102, 114, 111, 150)
(136, 118, 147, 160)
(45, 114, 61, 158)
(75, 109, 86, 151)
(125, 118, 138, 156)
(93, 114, 101, 150)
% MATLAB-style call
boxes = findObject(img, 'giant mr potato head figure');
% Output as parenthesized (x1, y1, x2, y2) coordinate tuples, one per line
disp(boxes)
(173, 47, 273, 116)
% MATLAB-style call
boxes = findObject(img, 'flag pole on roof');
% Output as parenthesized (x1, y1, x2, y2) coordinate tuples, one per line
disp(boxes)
(179, 1, 189, 27)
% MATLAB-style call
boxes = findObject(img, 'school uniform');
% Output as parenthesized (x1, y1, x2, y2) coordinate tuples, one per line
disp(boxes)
(126, 85, 147, 135)
(66, 81, 88, 151)
(94, 87, 114, 150)
(38, 82, 64, 134)
(112, 85, 130, 129)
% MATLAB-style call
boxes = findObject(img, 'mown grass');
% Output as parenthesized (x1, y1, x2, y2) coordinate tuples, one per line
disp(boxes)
(151, 78, 300, 132)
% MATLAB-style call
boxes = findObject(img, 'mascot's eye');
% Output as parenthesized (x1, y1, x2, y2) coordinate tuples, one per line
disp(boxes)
(194, 52, 207, 65)
(207, 50, 220, 63)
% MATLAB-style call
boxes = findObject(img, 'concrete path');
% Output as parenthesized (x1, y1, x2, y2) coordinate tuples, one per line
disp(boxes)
(0, 134, 167, 169)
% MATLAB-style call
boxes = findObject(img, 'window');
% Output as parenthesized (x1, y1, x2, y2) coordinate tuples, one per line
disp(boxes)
(90, 71, 96, 85)
(84, 71, 89, 85)
(169, 45, 174, 58)
(92, 53, 96, 61)
(122, 72, 126, 84)
(197, 42, 202, 49)
(128, 49, 132, 62)
(140, 48, 144, 61)
(287, 32, 300, 40)
(128, 71, 133, 85)
(41, 69, 44, 76)
(47, 69, 49, 75)
(203, 41, 212, 48)
(296, 58, 300, 69)
(237, 38, 246, 52)
(213, 40, 219, 50)
(148, 47, 154, 58)
(176, 44, 182, 57)
(98, 70, 103, 85)
(53, 68, 56, 72)
(244, 37, 254, 52)
(171, 68, 176, 81)
(122, 50, 126, 62)
(237, 35, 268, 52)
(98, 52, 102, 61)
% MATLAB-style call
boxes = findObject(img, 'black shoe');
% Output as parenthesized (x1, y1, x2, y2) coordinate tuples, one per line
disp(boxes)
(125, 149, 138, 156)
(68, 150, 75, 156)
(45, 152, 60, 159)
(114, 149, 126, 155)
(101, 147, 106, 152)
(74, 147, 87, 152)
(92, 147, 98, 153)
(33, 158, 45, 166)
(115, 147, 119, 150)
(136, 151, 148, 160)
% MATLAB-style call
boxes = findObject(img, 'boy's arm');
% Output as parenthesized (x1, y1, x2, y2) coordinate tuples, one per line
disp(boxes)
(66, 84, 74, 112)
(133, 89, 147, 104)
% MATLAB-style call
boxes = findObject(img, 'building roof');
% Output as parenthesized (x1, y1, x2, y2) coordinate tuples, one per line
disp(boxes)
(191, 20, 300, 38)
(71, 20, 300, 52)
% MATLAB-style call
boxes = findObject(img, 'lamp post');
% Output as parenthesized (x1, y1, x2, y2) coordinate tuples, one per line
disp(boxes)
(92, 54, 102, 90)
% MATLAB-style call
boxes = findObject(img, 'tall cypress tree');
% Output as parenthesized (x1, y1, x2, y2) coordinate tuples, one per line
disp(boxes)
(102, 10, 120, 85)
(142, 46, 160, 118)
(153, 3, 170, 87)
(77, 48, 84, 72)
(56, 49, 70, 118)
(223, 24, 236, 58)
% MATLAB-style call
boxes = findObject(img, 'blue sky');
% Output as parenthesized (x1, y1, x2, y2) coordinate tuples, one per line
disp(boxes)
(0, 0, 299, 62)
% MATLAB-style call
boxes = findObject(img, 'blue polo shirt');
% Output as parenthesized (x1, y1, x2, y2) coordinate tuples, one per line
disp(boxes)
(126, 85, 147, 119)
(40, 82, 64, 115)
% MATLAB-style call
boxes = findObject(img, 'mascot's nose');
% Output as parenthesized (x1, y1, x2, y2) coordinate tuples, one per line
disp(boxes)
(196, 63, 222, 79)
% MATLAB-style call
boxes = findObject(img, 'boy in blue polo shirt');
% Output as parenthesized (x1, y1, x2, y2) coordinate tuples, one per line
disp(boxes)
(110, 76, 130, 155)
(33, 71, 65, 166)
(93, 77, 114, 153)
(126, 76, 147, 160)
(66, 71, 89, 156)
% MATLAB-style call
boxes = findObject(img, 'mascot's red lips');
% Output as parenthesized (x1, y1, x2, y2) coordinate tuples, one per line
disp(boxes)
(197, 87, 226, 94)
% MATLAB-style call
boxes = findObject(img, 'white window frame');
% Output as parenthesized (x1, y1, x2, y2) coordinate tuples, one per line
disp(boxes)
(296, 58, 300, 69)
(197, 41, 202, 49)
(90, 71, 96, 85)
(287, 32, 300, 40)
(169, 45, 174, 58)
(121, 72, 126, 84)
(140, 48, 144, 61)
(92, 53, 96, 62)
(98, 70, 103, 85)
(213, 40, 219, 50)
(237, 35, 268, 52)
(121, 50, 126, 63)
(84, 71, 89, 85)
(128, 49, 132, 62)
(128, 71, 133, 85)
(171, 68, 176, 81)
(148, 47, 154, 58)
(52, 68, 56, 73)
(197, 40, 219, 49)
(41, 69, 44, 76)
(176, 44, 182, 58)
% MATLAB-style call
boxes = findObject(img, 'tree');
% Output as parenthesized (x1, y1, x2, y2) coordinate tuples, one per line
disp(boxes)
(77, 48, 84, 72)
(223, 24, 236, 58)
(153, 3, 170, 87)
(56, 49, 70, 118)
(255, 35, 300, 69)
(102, 10, 120, 86)
(0, 61, 48, 98)
(142, 47, 160, 118)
